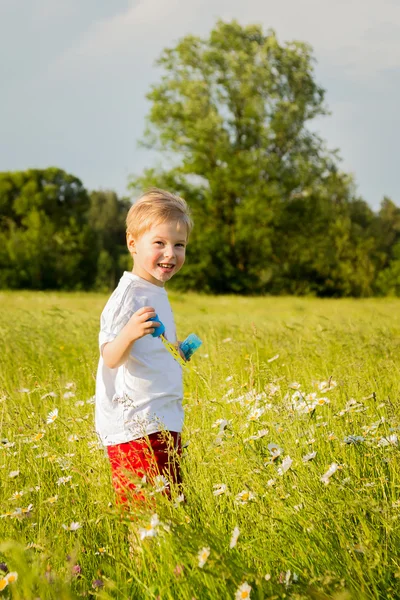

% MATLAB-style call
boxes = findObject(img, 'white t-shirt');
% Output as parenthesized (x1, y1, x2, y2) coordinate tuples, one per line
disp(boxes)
(95, 271, 184, 446)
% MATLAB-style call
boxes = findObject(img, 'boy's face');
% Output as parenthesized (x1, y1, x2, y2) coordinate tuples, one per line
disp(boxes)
(127, 220, 187, 287)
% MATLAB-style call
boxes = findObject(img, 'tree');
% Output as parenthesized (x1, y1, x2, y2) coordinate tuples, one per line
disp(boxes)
(87, 190, 131, 290)
(0, 168, 95, 290)
(130, 19, 362, 294)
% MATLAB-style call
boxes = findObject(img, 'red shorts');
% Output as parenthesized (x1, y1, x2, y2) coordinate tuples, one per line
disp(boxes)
(107, 431, 182, 506)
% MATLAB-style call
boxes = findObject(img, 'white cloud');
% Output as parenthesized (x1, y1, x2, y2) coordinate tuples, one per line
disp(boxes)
(54, 0, 400, 77)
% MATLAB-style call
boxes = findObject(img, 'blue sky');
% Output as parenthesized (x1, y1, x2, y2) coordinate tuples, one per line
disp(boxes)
(1, 0, 399, 209)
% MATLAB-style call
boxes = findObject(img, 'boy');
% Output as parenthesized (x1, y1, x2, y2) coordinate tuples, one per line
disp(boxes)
(95, 188, 193, 505)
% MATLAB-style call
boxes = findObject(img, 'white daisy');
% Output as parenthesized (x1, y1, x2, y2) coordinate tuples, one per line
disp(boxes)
(62, 521, 81, 531)
(10, 491, 24, 501)
(302, 451, 317, 462)
(198, 547, 210, 568)
(57, 475, 72, 486)
(213, 483, 228, 496)
(320, 463, 338, 485)
(277, 456, 293, 475)
(248, 407, 265, 421)
(229, 526, 240, 549)
(235, 490, 256, 505)
(139, 514, 160, 540)
(235, 581, 252, 599)
(8, 470, 19, 478)
(154, 475, 169, 493)
(46, 408, 58, 424)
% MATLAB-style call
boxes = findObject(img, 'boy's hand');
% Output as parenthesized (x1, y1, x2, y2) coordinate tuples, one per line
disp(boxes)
(177, 341, 190, 362)
(127, 307, 160, 341)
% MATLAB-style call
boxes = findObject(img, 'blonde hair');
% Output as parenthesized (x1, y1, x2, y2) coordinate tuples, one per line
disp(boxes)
(126, 188, 193, 240)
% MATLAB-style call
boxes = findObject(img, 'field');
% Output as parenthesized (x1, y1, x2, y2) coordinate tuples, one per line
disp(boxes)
(0, 291, 399, 600)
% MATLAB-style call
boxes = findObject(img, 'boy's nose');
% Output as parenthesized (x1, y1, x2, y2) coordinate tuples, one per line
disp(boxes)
(163, 246, 175, 259)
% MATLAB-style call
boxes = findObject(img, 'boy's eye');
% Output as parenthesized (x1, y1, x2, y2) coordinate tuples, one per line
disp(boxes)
(155, 241, 163, 245)
(176, 243, 186, 248)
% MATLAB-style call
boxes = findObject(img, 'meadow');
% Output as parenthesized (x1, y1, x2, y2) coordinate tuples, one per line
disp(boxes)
(0, 291, 399, 600)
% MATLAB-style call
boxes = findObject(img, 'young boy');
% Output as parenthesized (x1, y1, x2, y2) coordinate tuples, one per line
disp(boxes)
(95, 188, 193, 505)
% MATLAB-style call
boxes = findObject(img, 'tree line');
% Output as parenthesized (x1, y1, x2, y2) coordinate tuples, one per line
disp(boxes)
(1, 20, 400, 297)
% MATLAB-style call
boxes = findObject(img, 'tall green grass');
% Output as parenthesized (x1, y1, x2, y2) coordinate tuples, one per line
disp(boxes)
(0, 291, 399, 599)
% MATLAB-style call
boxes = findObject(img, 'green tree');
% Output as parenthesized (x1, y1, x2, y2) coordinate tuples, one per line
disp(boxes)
(130, 19, 362, 294)
(0, 168, 95, 290)
(88, 190, 131, 290)
(373, 197, 400, 295)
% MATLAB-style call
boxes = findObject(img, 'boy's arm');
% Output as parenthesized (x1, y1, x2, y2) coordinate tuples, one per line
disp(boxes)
(102, 306, 159, 369)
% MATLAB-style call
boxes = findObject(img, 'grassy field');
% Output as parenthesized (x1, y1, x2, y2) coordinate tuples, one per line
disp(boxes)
(0, 291, 399, 599)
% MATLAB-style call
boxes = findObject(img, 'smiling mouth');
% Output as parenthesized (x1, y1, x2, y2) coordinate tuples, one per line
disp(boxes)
(158, 263, 175, 268)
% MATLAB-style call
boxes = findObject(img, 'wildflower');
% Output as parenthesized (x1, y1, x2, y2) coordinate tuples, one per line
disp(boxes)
(46, 408, 58, 424)
(72, 565, 81, 576)
(248, 407, 265, 421)
(229, 526, 240, 549)
(92, 579, 104, 589)
(57, 476, 72, 485)
(235, 490, 256, 505)
(317, 397, 330, 405)
(222, 337, 232, 343)
(18, 388, 30, 393)
(198, 547, 210, 568)
(63, 392, 75, 399)
(75, 400, 85, 407)
(289, 382, 301, 390)
(62, 522, 81, 531)
(213, 483, 228, 496)
(153, 475, 169, 493)
(1, 440, 15, 448)
(235, 581, 252, 599)
(68, 434, 79, 442)
(265, 574, 271, 581)
(9, 470, 19, 478)
(225, 376, 233, 382)
(0, 564, 7, 574)
(378, 434, 398, 447)
(268, 443, 283, 459)
(10, 491, 24, 501)
(139, 514, 160, 540)
(318, 380, 337, 392)
(267, 354, 279, 363)
(265, 383, 280, 396)
(245, 429, 269, 442)
(40, 391, 57, 399)
(302, 451, 317, 462)
(174, 493, 185, 507)
(344, 435, 365, 445)
(5, 572, 18, 584)
(267, 479, 276, 487)
(212, 418, 231, 433)
(95, 548, 106, 555)
(32, 431, 45, 442)
(65, 382, 75, 389)
(320, 463, 338, 485)
(46, 495, 58, 504)
(277, 456, 293, 475)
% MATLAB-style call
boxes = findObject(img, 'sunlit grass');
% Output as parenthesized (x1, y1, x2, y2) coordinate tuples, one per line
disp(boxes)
(0, 291, 399, 599)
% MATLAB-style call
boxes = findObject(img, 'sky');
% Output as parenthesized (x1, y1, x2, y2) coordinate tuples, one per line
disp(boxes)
(0, 0, 399, 210)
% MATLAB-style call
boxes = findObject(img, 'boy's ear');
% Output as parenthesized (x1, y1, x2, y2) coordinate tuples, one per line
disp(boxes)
(126, 232, 136, 254)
